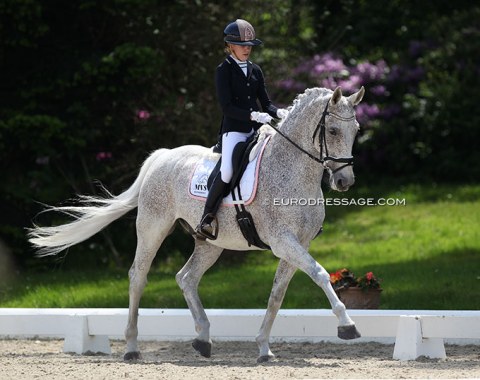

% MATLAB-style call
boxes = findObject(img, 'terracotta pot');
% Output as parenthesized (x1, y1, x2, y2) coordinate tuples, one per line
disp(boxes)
(336, 287, 382, 309)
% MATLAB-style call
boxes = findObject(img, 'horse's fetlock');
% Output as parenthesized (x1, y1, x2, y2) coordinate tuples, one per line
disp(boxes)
(198, 317, 210, 330)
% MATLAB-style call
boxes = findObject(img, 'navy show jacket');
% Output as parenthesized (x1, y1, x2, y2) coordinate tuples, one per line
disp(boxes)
(215, 55, 278, 134)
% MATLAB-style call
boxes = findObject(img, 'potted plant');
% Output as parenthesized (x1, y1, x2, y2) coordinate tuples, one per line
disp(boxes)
(330, 268, 382, 309)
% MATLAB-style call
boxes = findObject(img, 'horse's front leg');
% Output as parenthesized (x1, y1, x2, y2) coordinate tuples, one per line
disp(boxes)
(256, 259, 297, 363)
(271, 233, 361, 340)
(176, 240, 223, 358)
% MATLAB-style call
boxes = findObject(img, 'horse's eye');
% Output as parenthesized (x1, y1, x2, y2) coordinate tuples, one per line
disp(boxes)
(328, 128, 338, 136)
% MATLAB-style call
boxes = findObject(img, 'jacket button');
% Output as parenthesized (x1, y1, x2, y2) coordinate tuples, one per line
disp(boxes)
(250, 108, 253, 111)
(247, 83, 250, 86)
(247, 96, 251, 99)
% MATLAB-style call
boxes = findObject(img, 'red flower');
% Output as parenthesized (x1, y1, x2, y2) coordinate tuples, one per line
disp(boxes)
(330, 271, 342, 284)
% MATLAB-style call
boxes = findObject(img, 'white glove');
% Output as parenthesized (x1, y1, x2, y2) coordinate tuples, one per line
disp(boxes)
(276, 108, 289, 119)
(251, 111, 273, 124)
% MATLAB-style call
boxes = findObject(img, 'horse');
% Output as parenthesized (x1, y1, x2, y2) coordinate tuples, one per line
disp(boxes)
(28, 85, 365, 362)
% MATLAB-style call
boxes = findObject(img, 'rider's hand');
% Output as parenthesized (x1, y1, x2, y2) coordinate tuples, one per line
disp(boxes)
(276, 108, 289, 119)
(251, 111, 273, 124)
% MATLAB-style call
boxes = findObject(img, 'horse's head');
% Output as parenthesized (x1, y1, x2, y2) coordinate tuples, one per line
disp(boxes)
(317, 86, 364, 192)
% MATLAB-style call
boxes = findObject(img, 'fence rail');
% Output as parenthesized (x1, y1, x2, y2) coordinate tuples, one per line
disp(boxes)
(0, 308, 478, 360)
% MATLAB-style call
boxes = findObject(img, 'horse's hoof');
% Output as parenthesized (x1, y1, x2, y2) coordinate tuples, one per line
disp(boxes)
(338, 324, 361, 340)
(192, 338, 212, 358)
(257, 354, 274, 363)
(123, 351, 141, 361)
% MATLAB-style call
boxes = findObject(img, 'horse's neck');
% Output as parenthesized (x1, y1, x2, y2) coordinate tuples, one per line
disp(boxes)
(282, 92, 326, 144)
(266, 123, 325, 194)
(273, 98, 324, 164)
(262, 89, 329, 194)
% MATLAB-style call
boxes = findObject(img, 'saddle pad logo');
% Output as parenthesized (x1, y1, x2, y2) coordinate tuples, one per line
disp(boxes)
(191, 168, 210, 198)
(189, 136, 270, 206)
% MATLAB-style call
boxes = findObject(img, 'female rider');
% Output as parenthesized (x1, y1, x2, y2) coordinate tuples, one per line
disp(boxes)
(195, 19, 287, 240)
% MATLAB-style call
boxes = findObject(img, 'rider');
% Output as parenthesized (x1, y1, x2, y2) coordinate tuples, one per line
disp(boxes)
(195, 19, 288, 240)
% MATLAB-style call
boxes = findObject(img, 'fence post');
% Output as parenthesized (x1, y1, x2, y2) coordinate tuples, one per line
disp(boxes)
(63, 315, 111, 355)
(393, 315, 446, 360)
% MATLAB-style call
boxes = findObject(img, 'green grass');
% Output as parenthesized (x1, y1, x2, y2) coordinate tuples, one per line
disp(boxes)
(1, 182, 479, 310)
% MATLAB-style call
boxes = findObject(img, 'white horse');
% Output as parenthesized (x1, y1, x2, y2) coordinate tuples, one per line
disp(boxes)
(29, 86, 365, 362)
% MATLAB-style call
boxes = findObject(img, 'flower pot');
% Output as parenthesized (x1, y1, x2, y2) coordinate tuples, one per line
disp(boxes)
(336, 287, 382, 309)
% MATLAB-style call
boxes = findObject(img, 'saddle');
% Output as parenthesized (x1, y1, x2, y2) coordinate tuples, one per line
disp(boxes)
(207, 132, 271, 250)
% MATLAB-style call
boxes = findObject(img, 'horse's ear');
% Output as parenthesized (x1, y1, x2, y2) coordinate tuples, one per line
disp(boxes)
(330, 87, 343, 105)
(347, 86, 365, 106)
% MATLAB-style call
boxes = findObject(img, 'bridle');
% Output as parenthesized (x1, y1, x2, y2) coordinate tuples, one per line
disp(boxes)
(268, 97, 356, 174)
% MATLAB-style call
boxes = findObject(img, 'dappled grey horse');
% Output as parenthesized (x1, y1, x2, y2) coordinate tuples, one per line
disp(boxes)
(29, 86, 365, 362)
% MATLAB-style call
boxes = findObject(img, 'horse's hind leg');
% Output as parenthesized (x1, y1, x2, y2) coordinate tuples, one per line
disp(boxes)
(124, 216, 174, 361)
(256, 259, 297, 363)
(175, 240, 223, 358)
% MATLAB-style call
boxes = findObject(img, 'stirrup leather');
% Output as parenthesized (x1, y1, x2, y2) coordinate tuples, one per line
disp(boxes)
(195, 213, 219, 240)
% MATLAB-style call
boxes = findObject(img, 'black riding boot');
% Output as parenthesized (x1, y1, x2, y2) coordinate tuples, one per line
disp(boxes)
(195, 174, 228, 240)
(212, 134, 222, 153)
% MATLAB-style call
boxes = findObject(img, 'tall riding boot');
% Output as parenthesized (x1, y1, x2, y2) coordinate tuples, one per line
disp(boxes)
(195, 174, 228, 240)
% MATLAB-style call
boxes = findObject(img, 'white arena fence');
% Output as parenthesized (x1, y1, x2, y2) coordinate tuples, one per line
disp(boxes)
(0, 308, 479, 361)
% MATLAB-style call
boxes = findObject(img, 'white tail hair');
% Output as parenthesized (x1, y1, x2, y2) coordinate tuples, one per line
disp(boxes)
(28, 149, 166, 256)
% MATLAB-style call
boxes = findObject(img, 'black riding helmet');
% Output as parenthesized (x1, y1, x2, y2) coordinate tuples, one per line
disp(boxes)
(223, 19, 263, 46)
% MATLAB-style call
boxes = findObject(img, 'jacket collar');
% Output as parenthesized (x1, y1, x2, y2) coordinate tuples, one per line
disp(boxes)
(226, 56, 253, 81)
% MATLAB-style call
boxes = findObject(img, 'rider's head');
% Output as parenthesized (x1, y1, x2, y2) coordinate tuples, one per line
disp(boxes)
(223, 19, 262, 59)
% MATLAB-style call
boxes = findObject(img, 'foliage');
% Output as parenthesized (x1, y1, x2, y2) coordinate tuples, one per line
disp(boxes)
(274, 3, 480, 182)
(0, 0, 312, 269)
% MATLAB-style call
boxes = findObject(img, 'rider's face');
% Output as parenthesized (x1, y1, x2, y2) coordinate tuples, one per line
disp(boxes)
(229, 44, 252, 61)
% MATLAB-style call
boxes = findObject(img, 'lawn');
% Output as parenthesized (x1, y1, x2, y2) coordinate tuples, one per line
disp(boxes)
(1, 182, 479, 310)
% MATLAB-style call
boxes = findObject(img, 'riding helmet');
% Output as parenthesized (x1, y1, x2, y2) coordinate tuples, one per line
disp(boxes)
(223, 19, 263, 46)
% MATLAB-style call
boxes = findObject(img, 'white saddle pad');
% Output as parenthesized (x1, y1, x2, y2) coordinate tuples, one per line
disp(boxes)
(189, 136, 271, 206)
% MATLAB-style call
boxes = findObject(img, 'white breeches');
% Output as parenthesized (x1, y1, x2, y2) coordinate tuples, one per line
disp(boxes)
(220, 129, 254, 183)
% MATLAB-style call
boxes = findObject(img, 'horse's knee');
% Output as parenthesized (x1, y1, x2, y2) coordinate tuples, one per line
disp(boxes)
(313, 266, 330, 287)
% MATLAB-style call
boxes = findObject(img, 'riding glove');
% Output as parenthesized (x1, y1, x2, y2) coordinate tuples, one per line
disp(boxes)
(250, 111, 273, 124)
(276, 108, 289, 119)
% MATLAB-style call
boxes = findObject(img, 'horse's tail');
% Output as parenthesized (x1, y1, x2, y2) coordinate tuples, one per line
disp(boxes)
(28, 149, 166, 256)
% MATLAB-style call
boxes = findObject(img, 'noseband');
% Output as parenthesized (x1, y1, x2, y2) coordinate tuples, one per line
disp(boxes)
(269, 97, 356, 174)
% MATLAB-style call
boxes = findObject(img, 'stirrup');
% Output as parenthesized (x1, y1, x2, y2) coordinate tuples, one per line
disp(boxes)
(195, 214, 219, 240)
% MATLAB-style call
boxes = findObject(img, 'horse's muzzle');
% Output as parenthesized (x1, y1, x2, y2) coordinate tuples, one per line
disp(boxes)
(331, 172, 355, 192)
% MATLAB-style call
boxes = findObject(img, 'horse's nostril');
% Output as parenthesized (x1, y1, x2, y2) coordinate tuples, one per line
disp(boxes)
(336, 178, 344, 189)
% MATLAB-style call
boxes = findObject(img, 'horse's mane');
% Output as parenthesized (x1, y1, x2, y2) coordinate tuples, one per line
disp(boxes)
(272, 87, 332, 132)
(289, 87, 331, 115)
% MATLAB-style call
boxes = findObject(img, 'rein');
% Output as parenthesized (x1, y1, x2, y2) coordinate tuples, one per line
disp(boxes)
(268, 97, 356, 174)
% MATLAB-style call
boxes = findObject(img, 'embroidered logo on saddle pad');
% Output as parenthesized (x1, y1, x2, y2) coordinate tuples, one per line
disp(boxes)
(189, 136, 271, 206)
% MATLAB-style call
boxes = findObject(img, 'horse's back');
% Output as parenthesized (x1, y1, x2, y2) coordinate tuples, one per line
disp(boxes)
(136, 144, 216, 218)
